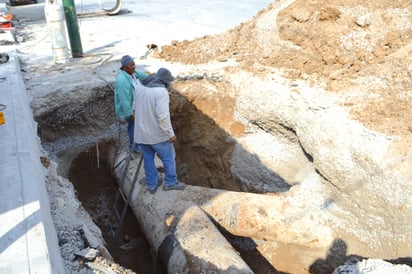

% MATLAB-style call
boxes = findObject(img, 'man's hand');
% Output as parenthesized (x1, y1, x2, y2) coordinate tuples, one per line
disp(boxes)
(127, 114, 134, 121)
(169, 135, 176, 143)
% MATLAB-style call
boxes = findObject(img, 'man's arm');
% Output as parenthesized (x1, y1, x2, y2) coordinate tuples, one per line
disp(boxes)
(156, 89, 175, 140)
(134, 70, 150, 80)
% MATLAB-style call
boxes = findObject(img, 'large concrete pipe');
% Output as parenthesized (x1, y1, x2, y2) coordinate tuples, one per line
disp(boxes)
(111, 149, 334, 271)
(197, 191, 333, 247)
(111, 151, 253, 273)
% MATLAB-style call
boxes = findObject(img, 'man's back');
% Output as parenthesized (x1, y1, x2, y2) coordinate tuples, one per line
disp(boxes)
(134, 81, 174, 144)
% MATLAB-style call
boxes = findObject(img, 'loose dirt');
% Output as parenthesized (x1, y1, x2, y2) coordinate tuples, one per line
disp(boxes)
(160, 0, 412, 140)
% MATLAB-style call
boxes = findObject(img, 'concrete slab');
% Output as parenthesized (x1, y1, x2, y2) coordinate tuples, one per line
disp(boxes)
(0, 51, 65, 273)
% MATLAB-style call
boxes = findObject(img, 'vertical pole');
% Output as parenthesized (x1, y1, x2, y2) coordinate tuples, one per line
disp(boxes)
(62, 0, 83, 57)
(44, 3, 70, 63)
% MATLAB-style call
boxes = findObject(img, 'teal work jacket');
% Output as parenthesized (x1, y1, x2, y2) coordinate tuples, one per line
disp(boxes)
(114, 70, 148, 120)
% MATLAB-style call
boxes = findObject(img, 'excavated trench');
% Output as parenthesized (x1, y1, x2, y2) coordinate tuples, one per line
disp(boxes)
(36, 81, 354, 274)
(68, 142, 166, 273)
(66, 140, 279, 274)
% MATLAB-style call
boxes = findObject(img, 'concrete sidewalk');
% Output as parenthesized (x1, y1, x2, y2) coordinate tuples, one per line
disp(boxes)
(0, 34, 65, 273)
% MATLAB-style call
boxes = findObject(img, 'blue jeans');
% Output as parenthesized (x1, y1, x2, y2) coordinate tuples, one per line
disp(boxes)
(127, 119, 140, 152)
(139, 141, 177, 189)
(126, 118, 134, 148)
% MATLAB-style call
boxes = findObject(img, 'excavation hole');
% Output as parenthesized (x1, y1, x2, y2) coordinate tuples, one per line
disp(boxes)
(68, 141, 166, 274)
(66, 140, 291, 274)
(37, 82, 319, 273)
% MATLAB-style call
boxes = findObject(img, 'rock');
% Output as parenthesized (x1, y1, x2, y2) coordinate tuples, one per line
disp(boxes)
(333, 258, 412, 274)
(355, 15, 371, 27)
(81, 224, 101, 249)
(74, 247, 100, 261)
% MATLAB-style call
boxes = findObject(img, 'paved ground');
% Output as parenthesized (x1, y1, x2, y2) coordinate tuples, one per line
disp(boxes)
(0, 31, 65, 273)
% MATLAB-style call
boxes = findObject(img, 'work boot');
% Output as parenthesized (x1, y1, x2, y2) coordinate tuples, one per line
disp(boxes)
(163, 181, 185, 191)
(148, 174, 164, 194)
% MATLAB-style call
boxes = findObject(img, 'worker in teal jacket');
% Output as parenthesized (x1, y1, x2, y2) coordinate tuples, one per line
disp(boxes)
(114, 55, 149, 151)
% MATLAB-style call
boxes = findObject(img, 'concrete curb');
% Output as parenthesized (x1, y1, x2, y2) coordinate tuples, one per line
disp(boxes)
(0, 52, 65, 273)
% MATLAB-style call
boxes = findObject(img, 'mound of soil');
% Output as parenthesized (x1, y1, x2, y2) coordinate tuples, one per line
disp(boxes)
(160, 0, 412, 139)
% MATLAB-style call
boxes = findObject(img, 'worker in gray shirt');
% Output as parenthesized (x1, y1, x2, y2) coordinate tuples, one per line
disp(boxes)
(133, 68, 185, 194)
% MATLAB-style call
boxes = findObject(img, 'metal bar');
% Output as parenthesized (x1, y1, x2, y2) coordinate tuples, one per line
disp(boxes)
(110, 154, 131, 237)
(62, 0, 83, 57)
(114, 154, 143, 239)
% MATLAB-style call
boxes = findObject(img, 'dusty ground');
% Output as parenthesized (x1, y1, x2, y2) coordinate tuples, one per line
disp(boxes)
(11, 0, 412, 273)
(16, 0, 412, 180)
(160, 0, 412, 141)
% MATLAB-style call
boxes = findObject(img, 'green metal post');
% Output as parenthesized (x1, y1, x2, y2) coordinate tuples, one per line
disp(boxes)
(62, 0, 83, 57)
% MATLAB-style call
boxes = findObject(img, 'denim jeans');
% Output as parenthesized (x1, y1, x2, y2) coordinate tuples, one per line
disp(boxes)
(127, 118, 140, 152)
(127, 118, 134, 149)
(139, 141, 177, 189)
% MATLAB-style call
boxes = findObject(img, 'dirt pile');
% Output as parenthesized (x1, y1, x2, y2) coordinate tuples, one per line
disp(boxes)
(160, 0, 412, 138)
(154, 2, 412, 270)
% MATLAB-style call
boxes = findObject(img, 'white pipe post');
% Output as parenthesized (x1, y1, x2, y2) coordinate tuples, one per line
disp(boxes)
(44, 1, 70, 64)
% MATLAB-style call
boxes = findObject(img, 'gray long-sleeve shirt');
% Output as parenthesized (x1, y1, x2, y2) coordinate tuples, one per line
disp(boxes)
(133, 80, 175, 144)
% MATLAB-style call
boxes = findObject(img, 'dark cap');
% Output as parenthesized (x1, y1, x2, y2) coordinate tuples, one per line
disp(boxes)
(121, 55, 134, 67)
(156, 68, 173, 87)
